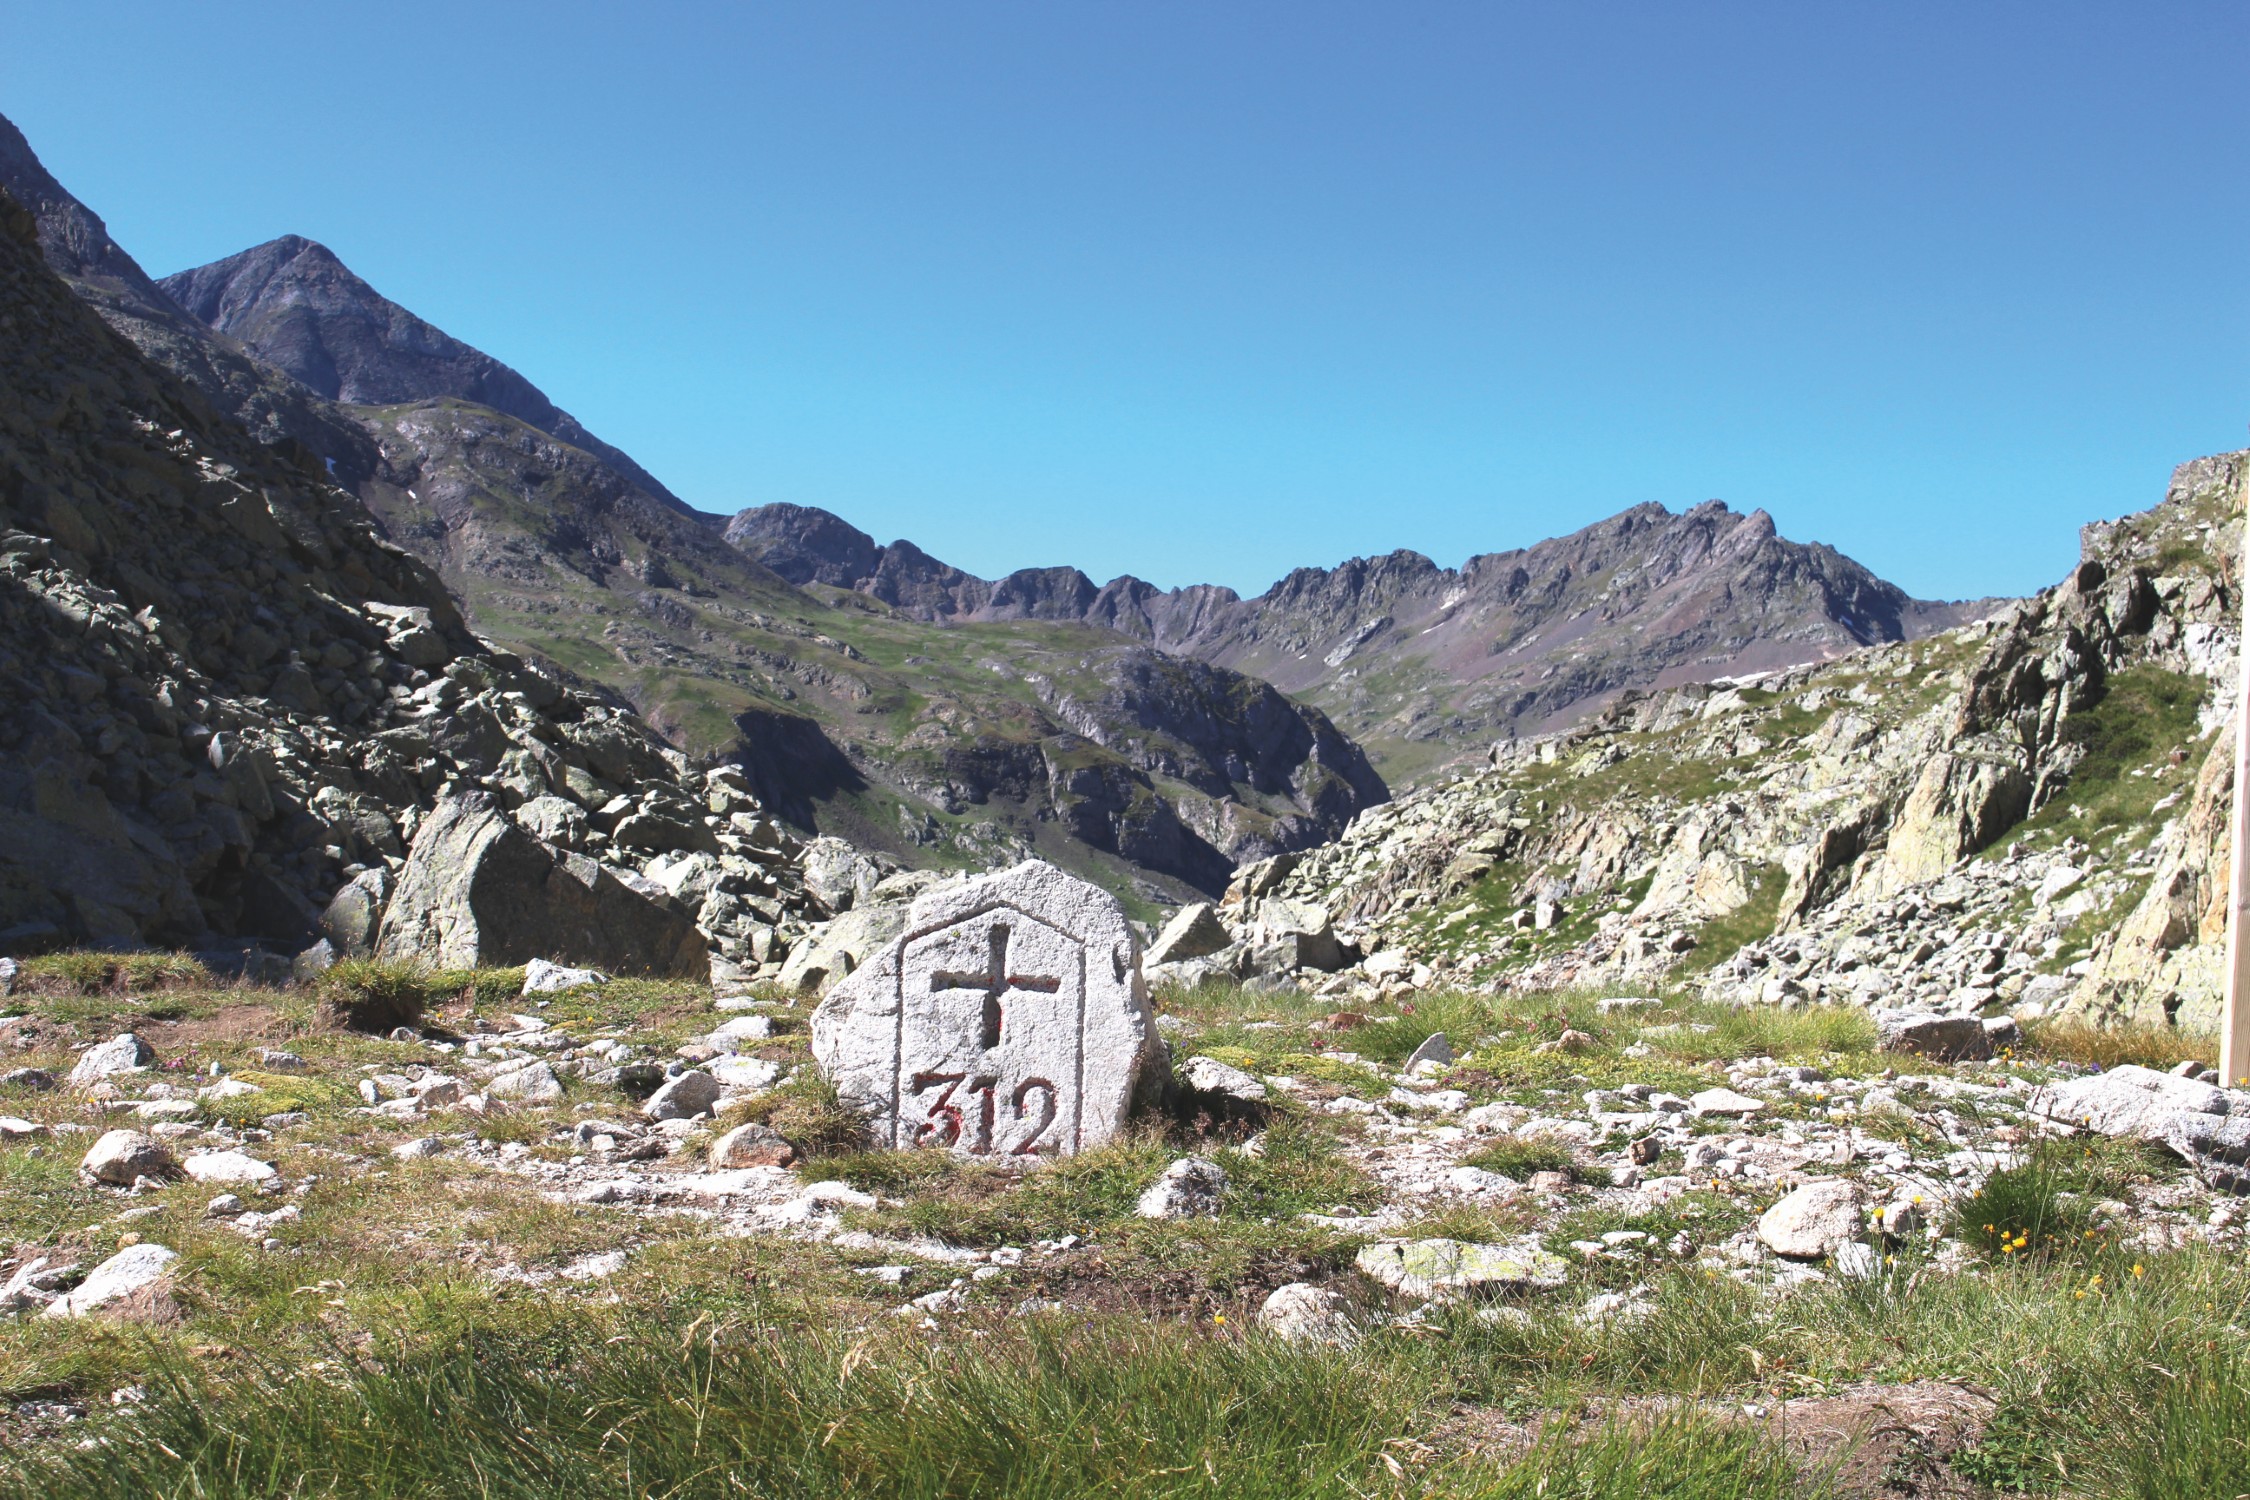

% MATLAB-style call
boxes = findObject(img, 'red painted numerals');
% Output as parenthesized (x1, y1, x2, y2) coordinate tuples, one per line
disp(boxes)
(909, 1071, 1059, 1155)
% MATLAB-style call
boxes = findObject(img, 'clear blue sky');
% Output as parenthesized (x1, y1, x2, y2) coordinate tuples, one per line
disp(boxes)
(6, 3, 2245, 601)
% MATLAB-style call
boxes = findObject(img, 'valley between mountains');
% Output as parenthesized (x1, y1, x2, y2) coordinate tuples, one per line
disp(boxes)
(1, 105, 2247, 1499)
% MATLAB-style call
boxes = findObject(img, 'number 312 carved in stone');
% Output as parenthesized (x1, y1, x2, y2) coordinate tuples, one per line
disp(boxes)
(909, 1071, 1059, 1156)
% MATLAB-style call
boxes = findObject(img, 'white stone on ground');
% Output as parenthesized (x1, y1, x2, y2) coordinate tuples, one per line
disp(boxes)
(1136, 1157, 1228, 1218)
(1757, 1179, 1865, 1259)
(1179, 1055, 1267, 1103)
(486, 1063, 564, 1103)
(41, 1243, 177, 1319)
(68, 1033, 155, 1086)
(80, 1129, 177, 1185)
(1258, 1282, 1355, 1342)
(523, 958, 608, 994)
(182, 1150, 278, 1185)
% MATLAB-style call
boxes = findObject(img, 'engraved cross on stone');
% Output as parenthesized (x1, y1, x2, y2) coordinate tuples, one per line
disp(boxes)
(930, 922, 1062, 1051)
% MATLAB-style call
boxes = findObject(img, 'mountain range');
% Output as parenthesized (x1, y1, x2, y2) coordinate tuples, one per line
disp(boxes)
(0, 107, 2000, 904)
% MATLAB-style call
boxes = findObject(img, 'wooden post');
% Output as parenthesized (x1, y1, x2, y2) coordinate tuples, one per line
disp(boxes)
(2225, 471, 2250, 1088)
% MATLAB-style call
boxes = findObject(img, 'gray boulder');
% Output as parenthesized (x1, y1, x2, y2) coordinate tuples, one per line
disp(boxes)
(1148, 902, 1233, 966)
(81, 1128, 178, 1185)
(377, 791, 708, 979)
(1873, 1009, 1992, 1063)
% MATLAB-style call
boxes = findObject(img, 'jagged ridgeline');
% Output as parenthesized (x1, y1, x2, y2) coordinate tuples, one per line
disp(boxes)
(0, 190, 828, 967)
(1226, 452, 2246, 1032)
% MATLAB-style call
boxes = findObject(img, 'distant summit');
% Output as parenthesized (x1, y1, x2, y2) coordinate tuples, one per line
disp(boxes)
(725, 497, 2000, 773)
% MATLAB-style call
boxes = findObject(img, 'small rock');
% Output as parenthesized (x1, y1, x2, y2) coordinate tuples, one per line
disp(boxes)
(1179, 1056, 1268, 1103)
(1405, 1033, 1453, 1070)
(1258, 1282, 1355, 1342)
(708, 1015, 775, 1049)
(411, 1076, 463, 1107)
(1, 1068, 56, 1091)
(486, 1063, 564, 1104)
(1756, 1179, 1864, 1259)
(1689, 1087, 1765, 1118)
(708, 1056, 783, 1091)
(392, 1137, 445, 1161)
(41, 1243, 177, 1319)
(522, 958, 608, 995)
(0, 1115, 47, 1140)
(182, 1151, 278, 1185)
(81, 1129, 178, 1185)
(1834, 1241, 1880, 1279)
(709, 1122, 797, 1168)
(204, 1194, 245, 1216)
(1136, 1156, 1227, 1219)
(1872, 1009, 1992, 1063)
(68, 1034, 156, 1087)
(1527, 1170, 1575, 1194)
(642, 1069, 722, 1122)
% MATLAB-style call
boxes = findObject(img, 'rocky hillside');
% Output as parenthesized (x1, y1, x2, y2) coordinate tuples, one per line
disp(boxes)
(1149, 452, 2244, 1037)
(728, 497, 1995, 782)
(0, 184, 849, 978)
(0, 112, 1380, 908)
(0, 113, 379, 484)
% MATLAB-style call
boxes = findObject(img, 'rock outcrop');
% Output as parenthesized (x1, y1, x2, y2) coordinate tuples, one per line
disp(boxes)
(1160, 452, 2245, 1034)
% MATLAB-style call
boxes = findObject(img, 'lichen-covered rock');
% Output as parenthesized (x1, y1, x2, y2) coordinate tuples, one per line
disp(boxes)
(1354, 1238, 1566, 1299)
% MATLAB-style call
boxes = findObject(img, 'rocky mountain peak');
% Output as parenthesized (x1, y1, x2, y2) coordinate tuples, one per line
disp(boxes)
(158, 235, 695, 517)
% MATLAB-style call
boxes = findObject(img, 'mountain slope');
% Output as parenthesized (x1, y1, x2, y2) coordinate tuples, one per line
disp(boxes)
(2, 114, 1384, 906)
(0, 183, 827, 966)
(729, 499, 2000, 781)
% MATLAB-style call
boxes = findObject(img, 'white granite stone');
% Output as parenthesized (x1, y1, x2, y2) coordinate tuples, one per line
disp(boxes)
(812, 860, 1158, 1158)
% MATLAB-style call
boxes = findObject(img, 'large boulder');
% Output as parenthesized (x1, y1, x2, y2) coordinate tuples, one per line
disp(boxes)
(1147, 902, 1234, 966)
(777, 899, 916, 994)
(376, 791, 708, 979)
